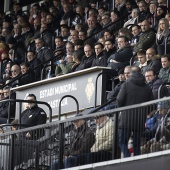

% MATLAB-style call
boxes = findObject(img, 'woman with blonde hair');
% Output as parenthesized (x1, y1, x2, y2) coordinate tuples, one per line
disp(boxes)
(156, 18, 170, 55)
(0, 42, 8, 61)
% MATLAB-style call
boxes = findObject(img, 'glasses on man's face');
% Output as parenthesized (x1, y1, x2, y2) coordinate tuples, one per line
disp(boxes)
(0, 93, 4, 95)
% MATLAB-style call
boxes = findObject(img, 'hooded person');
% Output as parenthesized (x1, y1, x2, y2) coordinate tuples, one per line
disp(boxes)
(117, 70, 153, 157)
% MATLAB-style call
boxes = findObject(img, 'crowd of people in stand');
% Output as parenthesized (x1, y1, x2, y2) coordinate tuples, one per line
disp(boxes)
(0, 0, 170, 169)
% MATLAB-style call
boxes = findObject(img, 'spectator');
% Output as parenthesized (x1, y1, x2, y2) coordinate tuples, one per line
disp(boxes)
(145, 68, 169, 99)
(70, 29, 79, 44)
(0, 42, 8, 61)
(65, 42, 74, 54)
(0, 86, 16, 124)
(26, 50, 42, 81)
(146, 48, 162, 74)
(136, 49, 148, 74)
(17, 94, 47, 139)
(55, 36, 65, 51)
(35, 38, 54, 64)
(61, 26, 70, 42)
(55, 52, 75, 76)
(117, 70, 153, 157)
(51, 114, 95, 169)
(78, 29, 87, 41)
(133, 20, 156, 53)
(124, 65, 131, 80)
(103, 30, 113, 40)
(92, 42, 107, 67)
(156, 18, 170, 55)
(107, 36, 133, 71)
(130, 24, 142, 47)
(104, 38, 116, 58)
(158, 54, 170, 83)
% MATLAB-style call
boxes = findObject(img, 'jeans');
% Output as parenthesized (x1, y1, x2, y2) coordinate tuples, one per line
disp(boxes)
(119, 129, 141, 157)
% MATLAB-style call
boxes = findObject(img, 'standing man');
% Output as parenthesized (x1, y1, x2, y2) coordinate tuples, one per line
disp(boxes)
(117, 69, 153, 157)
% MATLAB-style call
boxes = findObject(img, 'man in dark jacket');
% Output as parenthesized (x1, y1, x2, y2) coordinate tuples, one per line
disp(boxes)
(117, 70, 153, 157)
(51, 114, 95, 170)
(107, 36, 133, 71)
(145, 68, 169, 99)
(92, 42, 107, 67)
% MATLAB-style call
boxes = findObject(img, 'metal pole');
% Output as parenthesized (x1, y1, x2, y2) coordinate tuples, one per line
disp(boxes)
(10, 134, 15, 170)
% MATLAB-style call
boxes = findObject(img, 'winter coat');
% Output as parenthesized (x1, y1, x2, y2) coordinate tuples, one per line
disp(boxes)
(117, 72, 153, 130)
(133, 29, 156, 53)
(158, 67, 170, 83)
(91, 117, 114, 152)
(107, 45, 133, 71)
(92, 51, 107, 67)
(147, 78, 169, 99)
(66, 123, 95, 156)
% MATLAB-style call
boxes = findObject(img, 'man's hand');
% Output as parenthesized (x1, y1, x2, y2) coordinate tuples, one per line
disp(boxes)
(26, 132, 31, 138)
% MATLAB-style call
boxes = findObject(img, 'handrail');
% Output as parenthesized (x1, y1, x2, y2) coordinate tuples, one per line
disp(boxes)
(158, 82, 170, 99)
(0, 98, 52, 125)
(130, 54, 137, 66)
(58, 95, 79, 120)
(40, 64, 52, 80)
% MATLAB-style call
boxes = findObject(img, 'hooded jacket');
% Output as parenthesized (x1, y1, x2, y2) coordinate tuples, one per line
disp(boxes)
(117, 72, 153, 130)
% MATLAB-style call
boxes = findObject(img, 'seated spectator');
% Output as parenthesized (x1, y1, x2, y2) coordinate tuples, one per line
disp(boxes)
(0, 42, 8, 61)
(107, 36, 133, 71)
(158, 54, 170, 83)
(55, 52, 75, 76)
(145, 48, 162, 74)
(35, 38, 54, 64)
(71, 50, 82, 72)
(123, 8, 139, 28)
(145, 68, 169, 99)
(104, 38, 116, 58)
(92, 42, 107, 67)
(156, 18, 170, 55)
(141, 101, 170, 154)
(0, 86, 16, 124)
(133, 20, 156, 53)
(26, 50, 42, 81)
(130, 25, 142, 47)
(20, 62, 35, 85)
(61, 26, 70, 42)
(135, 49, 148, 74)
(50, 114, 95, 169)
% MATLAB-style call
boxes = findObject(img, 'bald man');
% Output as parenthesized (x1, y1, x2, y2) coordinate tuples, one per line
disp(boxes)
(133, 20, 156, 53)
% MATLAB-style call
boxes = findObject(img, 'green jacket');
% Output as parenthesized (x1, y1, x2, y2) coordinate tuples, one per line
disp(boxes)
(158, 67, 170, 83)
(133, 29, 156, 53)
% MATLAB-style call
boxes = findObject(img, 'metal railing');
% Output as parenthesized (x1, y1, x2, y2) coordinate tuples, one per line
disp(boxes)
(1, 97, 170, 169)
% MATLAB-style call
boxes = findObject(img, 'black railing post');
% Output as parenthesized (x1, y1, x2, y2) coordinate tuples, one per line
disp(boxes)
(35, 145, 39, 170)
(10, 134, 15, 170)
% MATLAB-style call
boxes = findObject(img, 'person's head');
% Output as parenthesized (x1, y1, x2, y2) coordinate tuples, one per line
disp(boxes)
(66, 42, 74, 53)
(149, 2, 157, 14)
(145, 68, 156, 83)
(66, 52, 73, 63)
(3, 86, 10, 98)
(49, 6, 58, 16)
(13, 2, 22, 13)
(138, 1, 148, 12)
(20, 62, 29, 74)
(0, 42, 6, 51)
(40, 23, 48, 33)
(161, 55, 170, 68)
(95, 115, 107, 126)
(61, 26, 69, 37)
(158, 0, 167, 6)
(14, 24, 22, 35)
(94, 42, 104, 56)
(35, 38, 44, 49)
(27, 51, 36, 62)
(74, 39, 84, 51)
(0, 88, 4, 100)
(73, 117, 85, 129)
(137, 49, 146, 64)
(98, 6, 106, 17)
(87, 16, 97, 29)
(146, 48, 156, 61)
(26, 94, 37, 109)
(118, 68, 125, 81)
(79, 29, 87, 40)
(46, 13, 54, 25)
(131, 25, 141, 36)
(130, 65, 141, 73)
(101, 12, 111, 25)
(131, 8, 139, 18)
(63, 3, 71, 13)
(1, 52, 9, 61)
(117, 36, 128, 49)
(32, 3, 40, 14)
(7, 37, 16, 49)
(55, 36, 63, 48)
(84, 44, 93, 57)
(11, 64, 21, 78)
(141, 20, 150, 32)
(98, 36, 105, 45)
(156, 6, 165, 16)
(157, 101, 170, 115)
(105, 38, 115, 51)
(124, 65, 131, 79)
(88, 8, 98, 17)
(104, 30, 113, 40)
(75, 23, 84, 32)
(70, 30, 79, 43)
(110, 9, 120, 22)
(17, 15, 26, 27)
(76, 5, 84, 16)
(73, 50, 82, 63)
(158, 18, 169, 33)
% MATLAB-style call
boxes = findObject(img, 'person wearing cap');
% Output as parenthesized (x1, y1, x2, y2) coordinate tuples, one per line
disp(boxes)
(117, 69, 153, 157)
(51, 114, 95, 170)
